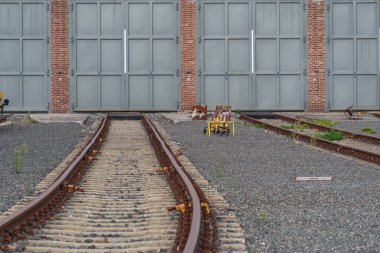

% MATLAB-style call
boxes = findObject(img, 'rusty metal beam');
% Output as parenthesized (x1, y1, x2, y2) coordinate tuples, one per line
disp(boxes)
(142, 116, 202, 253)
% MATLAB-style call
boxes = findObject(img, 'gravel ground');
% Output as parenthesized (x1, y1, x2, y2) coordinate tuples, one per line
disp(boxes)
(331, 120, 380, 137)
(152, 114, 380, 252)
(0, 115, 100, 213)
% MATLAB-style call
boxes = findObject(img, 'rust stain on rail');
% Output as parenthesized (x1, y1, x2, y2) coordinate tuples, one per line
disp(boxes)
(0, 116, 109, 251)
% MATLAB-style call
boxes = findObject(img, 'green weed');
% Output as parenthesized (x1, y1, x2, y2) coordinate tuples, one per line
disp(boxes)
(280, 124, 310, 131)
(310, 132, 318, 146)
(310, 119, 337, 128)
(19, 112, 37, 127)
(316, 131, 344, 141)
(361, 127, 377, 134)
(13, 143, 29, 174)
(253, 124, 264, 129)
(214, 160, 224, 179)
(258, 210, 269, 223)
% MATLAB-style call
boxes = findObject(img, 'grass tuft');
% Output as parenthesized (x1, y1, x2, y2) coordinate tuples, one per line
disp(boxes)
(310, 119, 337, 128)
(361, 127, 377, 134)
(280, 124, 310, 131)
(13, 143, 29, 174)
(316, 131, 344, 141)
(257, 210, 269, 223)
(19, 112, 38, 127)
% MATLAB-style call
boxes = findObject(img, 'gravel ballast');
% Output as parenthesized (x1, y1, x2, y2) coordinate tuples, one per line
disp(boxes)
(154, 114, 380, 252)
(332, 120, 380, 137)
(0, 116, 94, 213)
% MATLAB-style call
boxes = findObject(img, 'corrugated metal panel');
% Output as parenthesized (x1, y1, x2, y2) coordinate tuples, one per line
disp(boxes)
(198, 0, 306, 110)
(71, 0, 179, 111)
(328, 0, 379, 110)
(0, 1, 49, 111)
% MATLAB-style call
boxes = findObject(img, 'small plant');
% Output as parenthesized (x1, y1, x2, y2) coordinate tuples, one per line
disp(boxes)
(316, 131, 344, 141)
(310, 132, 318, 146)
(361, 127, 377, 134)
(311, 119, 337, 128)
(280, 124, 309, 131)
(235, 109, 241, 115)
(13, 143, 29, 174)
(19, 112, 37, 127)
(240, 120, 251, 127)
(257, 210, 269, 223)
(253, 124, 264, 129)
(289, 133, 296, 140)
(214, 160, 224, 179)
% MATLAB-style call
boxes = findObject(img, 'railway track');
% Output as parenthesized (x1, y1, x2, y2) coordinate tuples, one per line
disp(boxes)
(239, 114, 380, 166)
(0, 115, 218, 252)
(0, 114, 11, 125)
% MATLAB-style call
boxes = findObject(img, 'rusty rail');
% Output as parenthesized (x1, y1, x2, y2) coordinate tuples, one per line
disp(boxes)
(1, 115, 217, 252)
(142, 116, 217, 253)
(0, 114, 11, 125)
(274, 113, 380, 145)
(0, 116, 109, 250)
(239, 114, 380, 165)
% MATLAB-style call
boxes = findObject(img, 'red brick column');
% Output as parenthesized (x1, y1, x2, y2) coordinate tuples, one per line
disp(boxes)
(180, 0, 197, 111)
(307, 0, 327, 112)
(51, 0, 70, 113)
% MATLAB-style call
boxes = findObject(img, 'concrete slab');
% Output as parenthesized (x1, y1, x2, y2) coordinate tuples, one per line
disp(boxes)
(29, 113, 89, 124)
(161, 113, 194, 123)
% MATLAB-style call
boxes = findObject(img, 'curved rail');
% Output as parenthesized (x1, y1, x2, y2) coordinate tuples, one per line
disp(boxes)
(0, 116, 109, 249)
(274, 113, 380, 145)
(0, 114, 11, 125)
(240, 114, 380, 165)
(142, 116, 202, 253)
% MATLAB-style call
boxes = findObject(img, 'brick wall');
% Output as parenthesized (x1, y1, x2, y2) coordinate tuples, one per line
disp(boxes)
(307, 0, 327, 112)
(51, 0, 70, 113)
(180, 0, 197, 111)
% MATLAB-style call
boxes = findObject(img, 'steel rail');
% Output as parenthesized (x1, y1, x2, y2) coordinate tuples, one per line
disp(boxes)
(0, 116, 108, 248)
(0, 114, 11, 125)
(142, 116, 202, 253)
(274, 113, 380, 145)
(239, 114, 380, 165)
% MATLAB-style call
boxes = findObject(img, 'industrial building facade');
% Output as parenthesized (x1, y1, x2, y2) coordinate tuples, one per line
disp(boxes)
(0, 0, 379, 112)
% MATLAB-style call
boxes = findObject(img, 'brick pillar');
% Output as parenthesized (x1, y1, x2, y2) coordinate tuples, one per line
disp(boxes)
(307, 0, 327, 112)
(51, 0, 70, 113)
(180, 0, 197, 111)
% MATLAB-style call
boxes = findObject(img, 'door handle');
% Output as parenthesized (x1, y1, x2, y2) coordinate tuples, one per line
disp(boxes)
(251, 29, 254, 74)
(124, 29, 127, 74)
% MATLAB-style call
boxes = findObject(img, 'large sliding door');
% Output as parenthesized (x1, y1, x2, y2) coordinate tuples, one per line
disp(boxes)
(198, 1, 251, 110)
(0, 1, 49, 111)
(198, 0, 306, 110)
(328, 0, 379, 110)
(71, 0, 179, 111)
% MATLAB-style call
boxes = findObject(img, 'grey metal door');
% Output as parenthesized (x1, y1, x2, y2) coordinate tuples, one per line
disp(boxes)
(198, 1, 251, 110)
(72, 1, 123, 110)
(198, 0, 306, 110)
(71, 0, 179, 111)
(126, 1, 179, 110)
(0, 1, 49, 111)
(254, 1, 305, 110)
(328, 0, 379, 110)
